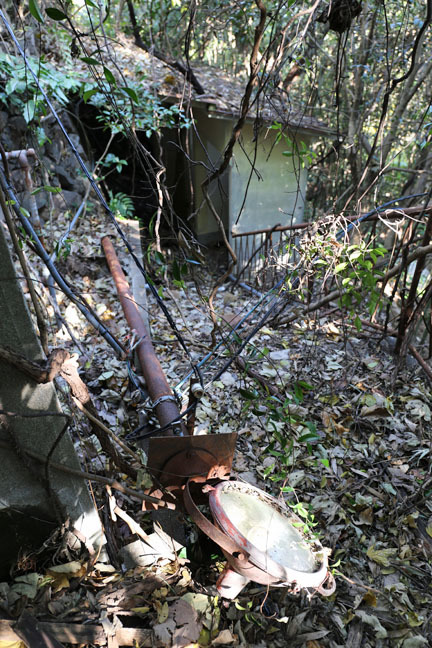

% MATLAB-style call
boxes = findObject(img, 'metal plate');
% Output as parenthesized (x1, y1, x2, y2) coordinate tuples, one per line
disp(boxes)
(147, 432, 237, 487)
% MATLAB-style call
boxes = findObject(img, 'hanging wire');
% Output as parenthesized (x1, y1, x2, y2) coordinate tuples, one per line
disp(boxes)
(0, 167, 125, 356)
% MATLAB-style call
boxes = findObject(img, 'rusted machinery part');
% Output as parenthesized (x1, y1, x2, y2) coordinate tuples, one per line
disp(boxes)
(185, 478, 335, 595)
(5, 148, 36, 163)
(147, 432, 237, 489)
(101, 236, 183, 435)
(315, 571, 336, 596)
(142, 433, 236, 512)
(209, 481, 330, 589)
(184, 479, 250, 563)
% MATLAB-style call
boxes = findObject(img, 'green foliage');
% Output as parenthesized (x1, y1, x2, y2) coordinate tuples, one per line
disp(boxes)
(172, 258, 188, 290)
(336, 241, 387, 319)
(28, 0, 44, 24)
(45, 7, 68, 21)
(54, 236, 73, 259)
(107, 191, 135, 219)
(100, 154, 128, 175)
(239, 375, 322, 538)
(82, 72, 192, 138)
(308, 236, 388, 322)
(0, 52, 80, 123)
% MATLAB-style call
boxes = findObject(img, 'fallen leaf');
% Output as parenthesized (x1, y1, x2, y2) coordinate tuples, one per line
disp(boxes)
(10, 573, 40, 599)
(46, 561, 87, 592)
(155, 600, 169, 623)
(366, 545, 397, 567)
(212, 629, 235, 645)
(407, 611, 424, 628)
(402, 637, 429, 647)
(407, 399, 431, 421)
(358, 507, 374, 525)
(131, 606, 150, 615)
(362, 591, 377, 607)
(182, 593, 219, 631)
(356, 610, 387, 638)
(46, 571, 70, 593)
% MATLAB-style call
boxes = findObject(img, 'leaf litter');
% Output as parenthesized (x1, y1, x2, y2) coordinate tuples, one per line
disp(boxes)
(1, 207, 432, 647)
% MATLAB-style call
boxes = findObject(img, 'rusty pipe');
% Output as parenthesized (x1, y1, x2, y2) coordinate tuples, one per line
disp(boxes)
(101, 236, 183, 436)
(5, 148, 36, 164)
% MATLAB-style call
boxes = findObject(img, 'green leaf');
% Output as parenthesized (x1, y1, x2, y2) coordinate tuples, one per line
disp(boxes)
(366, 545, 397, 567)
(85, 0, 98, 6)
(335, 262, 348, 273)
(81, 57, 102, 66)
(239, 388, 258, 400)
(121, 86, 139, 103)
(31, 185, 62, 194)
(46, 7, 67, 20)
(19, 206, 31, 219)
(349, 249, 362, 261)
(83, 87, 98, 102)
(298, 431, 320, 443)
(172, 259, 181, 281)
(29, 0, 45, 23)
(297, 381, 313, 390)
(104, 66, 116, 85)
(294, 382, 303, 403)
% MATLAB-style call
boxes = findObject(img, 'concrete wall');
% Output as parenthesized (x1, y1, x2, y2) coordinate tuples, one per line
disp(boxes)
(0, 221, 104, 575)
(191, 107, 231, 243)
(190, 109, 309, 251)
(229, 123, 308, 235)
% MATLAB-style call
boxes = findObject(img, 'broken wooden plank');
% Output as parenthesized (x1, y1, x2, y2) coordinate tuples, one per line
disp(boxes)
(14, 611, 66, 648)
(0, 619, 161, 646)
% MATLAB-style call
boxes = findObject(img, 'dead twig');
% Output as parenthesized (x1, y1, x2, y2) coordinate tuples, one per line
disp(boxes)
(72, 398, 143, 465)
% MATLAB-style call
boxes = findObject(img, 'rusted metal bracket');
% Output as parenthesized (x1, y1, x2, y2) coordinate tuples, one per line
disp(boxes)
(184, 477, 249, 563)
(142, 432, 237, 510)
(184, 477, 336, 599)
(147, 432, 237, 487)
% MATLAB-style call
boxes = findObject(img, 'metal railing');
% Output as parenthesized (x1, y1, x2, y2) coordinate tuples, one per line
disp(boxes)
(231, 221, 307, 288)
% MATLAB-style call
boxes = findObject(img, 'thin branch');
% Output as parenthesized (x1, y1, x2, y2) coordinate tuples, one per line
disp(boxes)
(0, 439, 175, 508)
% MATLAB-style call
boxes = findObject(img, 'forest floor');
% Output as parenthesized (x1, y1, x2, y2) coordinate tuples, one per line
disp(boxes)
(1, 206, 432, 648)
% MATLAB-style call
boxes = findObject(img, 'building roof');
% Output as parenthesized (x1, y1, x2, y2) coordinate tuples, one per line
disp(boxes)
(106, 36, 331, 138)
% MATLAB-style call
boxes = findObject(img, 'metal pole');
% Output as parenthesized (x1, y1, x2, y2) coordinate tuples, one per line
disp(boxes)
(101, 236, 183, 435)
